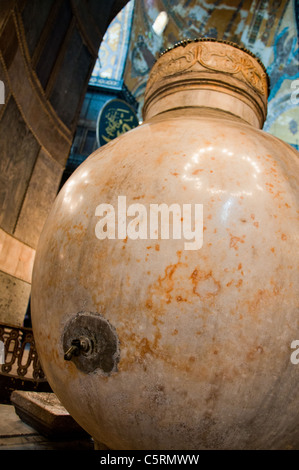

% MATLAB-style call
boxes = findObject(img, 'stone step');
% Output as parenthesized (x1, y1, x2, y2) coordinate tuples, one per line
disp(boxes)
(10, 390, 91, 440)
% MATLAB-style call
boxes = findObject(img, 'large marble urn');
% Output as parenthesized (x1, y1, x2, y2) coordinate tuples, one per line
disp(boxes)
(31, 39, 299, 450)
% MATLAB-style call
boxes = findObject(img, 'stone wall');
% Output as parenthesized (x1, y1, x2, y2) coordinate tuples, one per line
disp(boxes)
(0, 0, 127, 326)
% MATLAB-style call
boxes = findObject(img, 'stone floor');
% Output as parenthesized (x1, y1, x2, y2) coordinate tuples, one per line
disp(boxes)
(0, 403, 94, 450)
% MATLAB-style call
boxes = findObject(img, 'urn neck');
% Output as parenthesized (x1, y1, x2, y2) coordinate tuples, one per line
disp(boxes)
(142, 39, 269, 129)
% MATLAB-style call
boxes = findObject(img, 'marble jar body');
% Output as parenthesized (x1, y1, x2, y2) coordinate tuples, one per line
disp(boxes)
(31, 40, 299, 450)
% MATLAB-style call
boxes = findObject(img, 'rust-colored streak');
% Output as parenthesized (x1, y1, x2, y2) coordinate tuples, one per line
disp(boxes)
(127, 256, 222, 373)
(190, 268, 220, 299)
(73, 222, 84, 231)
(145, 251, 188, 306)
(229, 234, 245, 250)
(118, 327, 166, 372)
(65, 222, 86, 245)
(146, 300, 153, 309)
(244, 288, 275, 317)
(176, 295, 187, 302)
(157, 261, 185, 303)
(247, 345, 264, 361)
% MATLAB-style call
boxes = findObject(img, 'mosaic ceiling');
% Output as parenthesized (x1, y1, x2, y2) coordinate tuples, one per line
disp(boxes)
(91, 0, 299, 149)
(123, 0, 299, 149)
(89, 1, 134, 90)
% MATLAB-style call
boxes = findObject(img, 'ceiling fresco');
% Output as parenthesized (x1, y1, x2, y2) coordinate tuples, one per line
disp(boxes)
(122, 0, 299, 149)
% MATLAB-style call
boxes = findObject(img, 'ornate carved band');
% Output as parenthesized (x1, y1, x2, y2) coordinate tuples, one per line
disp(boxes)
(145, 40, 269, 101)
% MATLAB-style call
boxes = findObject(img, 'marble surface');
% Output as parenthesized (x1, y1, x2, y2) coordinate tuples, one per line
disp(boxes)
(31, 40, 299, 450)
(32, 108, 299, 449)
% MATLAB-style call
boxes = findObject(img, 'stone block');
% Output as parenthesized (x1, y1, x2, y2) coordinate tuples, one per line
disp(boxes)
(10, 391, 89, 439)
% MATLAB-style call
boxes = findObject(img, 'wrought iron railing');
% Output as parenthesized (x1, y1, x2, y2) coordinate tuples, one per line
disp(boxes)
(0, 323, 51, 403)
